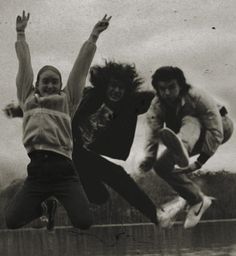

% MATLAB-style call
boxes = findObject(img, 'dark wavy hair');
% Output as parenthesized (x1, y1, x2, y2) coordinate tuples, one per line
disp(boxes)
(89, 60, 143, 94)
(151, 66, 191, 96)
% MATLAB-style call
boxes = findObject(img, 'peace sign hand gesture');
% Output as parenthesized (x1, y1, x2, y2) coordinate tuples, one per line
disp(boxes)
(92, 14, 112, 36)
(16, 10, 30, 32)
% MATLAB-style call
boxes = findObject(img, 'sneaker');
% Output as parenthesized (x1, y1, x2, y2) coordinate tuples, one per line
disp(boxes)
(184, 195, 215, 229)
(157, 196, 187, 228)
(45, 198, 58, 231)
(160, 128, 189, 168)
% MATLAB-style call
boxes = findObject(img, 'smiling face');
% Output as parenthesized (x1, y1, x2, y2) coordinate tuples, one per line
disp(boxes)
(36, 69, 62, 97)
(106, 80, 126, 103)
(156, 79, 181, 103)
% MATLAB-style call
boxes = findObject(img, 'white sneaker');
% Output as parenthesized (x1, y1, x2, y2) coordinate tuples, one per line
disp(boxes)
(160, 128, 189, 168)
(184, 195, 215, 229)
(157, 196, 187, 228)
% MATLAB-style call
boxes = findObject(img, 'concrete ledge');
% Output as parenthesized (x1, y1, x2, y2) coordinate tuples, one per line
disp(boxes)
(1, 222, 236, 256)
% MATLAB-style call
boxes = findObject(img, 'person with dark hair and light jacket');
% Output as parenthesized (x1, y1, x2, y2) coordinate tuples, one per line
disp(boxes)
(139, 66, 234, 228)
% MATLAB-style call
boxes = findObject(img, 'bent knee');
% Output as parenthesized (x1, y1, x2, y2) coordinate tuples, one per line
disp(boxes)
(153, 157, 175, 175)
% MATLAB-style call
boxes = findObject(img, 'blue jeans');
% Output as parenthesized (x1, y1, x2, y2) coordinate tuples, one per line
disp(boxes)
(154, 115, 234, 205)
(6, 151, 92, 229)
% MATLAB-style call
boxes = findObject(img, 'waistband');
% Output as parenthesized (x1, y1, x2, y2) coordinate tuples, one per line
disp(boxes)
(28, 150, 70, 161)
(27, 150, 78, 179)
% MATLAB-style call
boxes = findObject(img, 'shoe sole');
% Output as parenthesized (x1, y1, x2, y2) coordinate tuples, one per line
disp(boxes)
(160, 128, 189, 167)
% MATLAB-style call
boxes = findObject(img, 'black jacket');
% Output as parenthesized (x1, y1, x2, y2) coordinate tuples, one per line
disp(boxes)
(72, 87, 154, 160)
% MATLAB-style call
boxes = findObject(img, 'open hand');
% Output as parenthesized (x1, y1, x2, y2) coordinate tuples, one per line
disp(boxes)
(16, 10, 30, 32)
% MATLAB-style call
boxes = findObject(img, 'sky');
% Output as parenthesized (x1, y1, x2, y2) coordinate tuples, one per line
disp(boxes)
(0, 0, 236, 184)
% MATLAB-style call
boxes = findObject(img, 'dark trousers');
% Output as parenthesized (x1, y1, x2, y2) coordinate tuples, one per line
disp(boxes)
(72, 145, 158, 224)
(5, 151, 92, 229)
(154, 150, 203, 205)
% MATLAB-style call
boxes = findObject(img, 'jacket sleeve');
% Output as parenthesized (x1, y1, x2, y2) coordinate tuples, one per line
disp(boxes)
(71, 87, 99, 133)
(15, 31, 34, 108)
(134, 91, 155, 115)
(194, 89, 224, 164)
(64, 40, 96, 117)
(143, 97, 164, 160)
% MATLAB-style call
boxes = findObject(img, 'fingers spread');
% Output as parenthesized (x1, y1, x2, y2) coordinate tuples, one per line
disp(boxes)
(102, 14, 107, 20)
(18, 10, 30, 21)
(106, 16, 112, 22)
(16, 16, 21, 22)
(101, 14, 112, 22)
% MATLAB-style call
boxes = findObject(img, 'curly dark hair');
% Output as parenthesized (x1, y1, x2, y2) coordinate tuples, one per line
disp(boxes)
(89, 60, 143, 94)
(151, 66, 191, 96)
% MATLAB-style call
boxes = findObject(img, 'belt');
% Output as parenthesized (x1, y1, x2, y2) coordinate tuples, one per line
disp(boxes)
(28, 150, 69, 161)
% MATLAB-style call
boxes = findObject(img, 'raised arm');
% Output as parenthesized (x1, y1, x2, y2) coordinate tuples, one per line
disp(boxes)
(65, 15, 111, 116)
(15, 11, 34, 107)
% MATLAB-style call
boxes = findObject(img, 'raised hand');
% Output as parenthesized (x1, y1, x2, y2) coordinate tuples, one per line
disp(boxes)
(92, 14, 112, 36)
(16, 10, 30, 32)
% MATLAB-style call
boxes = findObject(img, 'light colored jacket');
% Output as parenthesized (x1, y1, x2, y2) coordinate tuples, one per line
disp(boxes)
(144, 86, 224, 161)
(15, 31, 96, 159)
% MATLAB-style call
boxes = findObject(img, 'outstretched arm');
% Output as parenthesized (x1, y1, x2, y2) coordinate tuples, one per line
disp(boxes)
(65, 15, 112, 117)
(15, 11, 34, 107)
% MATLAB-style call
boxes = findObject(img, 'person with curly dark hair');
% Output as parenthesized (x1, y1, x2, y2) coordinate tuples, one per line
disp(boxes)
(71, 60, 162, 225)
(139, 66, 234, 228)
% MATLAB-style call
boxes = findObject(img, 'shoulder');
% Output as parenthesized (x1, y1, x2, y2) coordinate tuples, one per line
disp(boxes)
(188, 86, 213, 99)
(79, 86, 98, 103)
(186, 86, 219, 112)
(133, 90, 156, 115)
